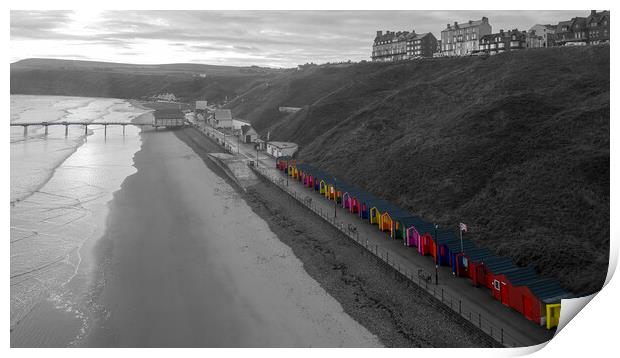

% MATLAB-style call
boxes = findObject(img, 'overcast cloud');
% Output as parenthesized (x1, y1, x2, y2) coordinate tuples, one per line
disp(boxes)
(11, 10, 588, 68)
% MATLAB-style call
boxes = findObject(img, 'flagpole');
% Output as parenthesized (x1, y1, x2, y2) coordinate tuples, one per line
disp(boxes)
(460, 224, 464, 253)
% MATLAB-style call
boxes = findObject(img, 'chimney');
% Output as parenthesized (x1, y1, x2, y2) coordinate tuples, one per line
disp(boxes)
(469, 20, 473, 25)
(500, 29, 504, 35)
(454, 21, 458, 27)
(482, 17, 488, 23)
(590, 10, 596, 16)
(447, 23, 451, 29)
(376, 30, 382, 37)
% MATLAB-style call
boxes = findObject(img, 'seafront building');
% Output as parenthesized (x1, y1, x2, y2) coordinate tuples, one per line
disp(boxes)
(371, 31, 410, 62)
(440, 17, 492, 56)
(479, 29, 528, 55)
(406, 32, 438, 58)
(527, 24, 557, 48)
(266, 141, 299, 158)
(555, 10, 610, 46)
(371, 30, 437, 61)
(371, 10, 609, 60)
(211, 109, 233, 129)
(153, 109, 185, 127)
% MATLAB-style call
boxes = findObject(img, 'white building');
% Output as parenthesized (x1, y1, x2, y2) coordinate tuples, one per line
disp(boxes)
(232, 119, 251, 130)
(213, 109, 233, 128)
(195, 100, 208, 110)
(239, 125, 258, 144)
(266, 141, 299, 158)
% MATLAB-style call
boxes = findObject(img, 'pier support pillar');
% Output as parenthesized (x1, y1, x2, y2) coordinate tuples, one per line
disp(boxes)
(23, 125, 28, 137)
(122, 124, 126, 136)
(104, 124, 107, 139)
(84, 125, 88, 136)
(44, 125, 48, 136)
(65, 125, 68, 137)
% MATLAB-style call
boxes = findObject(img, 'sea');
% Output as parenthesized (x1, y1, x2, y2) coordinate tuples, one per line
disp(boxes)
(10, 95, 150, 346)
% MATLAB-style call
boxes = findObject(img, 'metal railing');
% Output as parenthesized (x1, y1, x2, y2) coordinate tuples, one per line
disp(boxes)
(251, 165, 525, 348)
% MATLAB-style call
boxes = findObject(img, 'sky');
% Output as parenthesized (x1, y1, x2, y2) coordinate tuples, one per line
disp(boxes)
(10, 10, 589, 68)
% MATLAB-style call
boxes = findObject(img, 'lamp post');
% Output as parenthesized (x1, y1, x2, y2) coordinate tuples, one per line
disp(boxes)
(434, 223, 439, 285)
(256, 145, 259, 167)
(237, 133, 240, 154)
(334, 177, 337, 218)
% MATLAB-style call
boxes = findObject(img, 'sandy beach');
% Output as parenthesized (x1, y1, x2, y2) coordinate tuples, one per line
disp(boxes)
(81, 126, 380, 347)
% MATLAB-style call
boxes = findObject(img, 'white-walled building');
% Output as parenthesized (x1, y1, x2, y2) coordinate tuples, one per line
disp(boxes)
(266, 141, 298, 158)
(213, 109, 233, 128)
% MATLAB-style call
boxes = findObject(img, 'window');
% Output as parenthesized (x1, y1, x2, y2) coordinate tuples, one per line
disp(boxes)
(493, 280, 501, 291)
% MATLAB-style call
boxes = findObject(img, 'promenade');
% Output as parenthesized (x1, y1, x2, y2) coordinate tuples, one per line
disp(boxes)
(191, 120, 555, 348)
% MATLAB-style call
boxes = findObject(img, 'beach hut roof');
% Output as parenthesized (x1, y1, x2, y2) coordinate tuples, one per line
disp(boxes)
(434, 229, 459, 245)
(398, 216, 436, 235)
(501, 266, 540, 286)
(462, 247, 493, 262)
(482, 256, 517, 274)
(445, 237, 477, 252)
(523, 278, 573, 303)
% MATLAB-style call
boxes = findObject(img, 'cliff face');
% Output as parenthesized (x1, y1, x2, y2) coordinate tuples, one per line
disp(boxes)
(10, 58, 283, 103)
(228, 46, 610, 296)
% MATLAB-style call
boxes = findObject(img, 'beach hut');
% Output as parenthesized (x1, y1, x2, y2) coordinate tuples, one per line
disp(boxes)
(381, 207, 413, 239)
(489, 267, 571, 329)
(432, 230, 461, 266)
(368, 199, 391, 226)
(378, 206, 403, 235)
(276, 156, 290, 171)
(479, 256, 516, 291)
(393, 216, 420, 242)
(396, 217, 435, 249)
(444, 237, 477, 274)
(519, 279, 572, 329)
(488, 266, 539, 306)
(459, 247, 493, 282)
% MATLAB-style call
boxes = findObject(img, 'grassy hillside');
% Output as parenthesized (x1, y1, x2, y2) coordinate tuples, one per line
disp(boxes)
(10, 58, 285, 104)
(228, 46, 610, 296)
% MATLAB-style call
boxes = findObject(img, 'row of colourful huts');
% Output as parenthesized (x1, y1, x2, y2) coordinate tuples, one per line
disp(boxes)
(276, 157, 572, 330)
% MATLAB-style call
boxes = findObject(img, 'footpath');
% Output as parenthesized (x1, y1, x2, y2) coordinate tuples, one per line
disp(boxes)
(188, 121, 555, 348)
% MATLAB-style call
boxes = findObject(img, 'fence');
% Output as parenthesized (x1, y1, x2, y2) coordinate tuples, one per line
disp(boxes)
(251, 164, 525, 348)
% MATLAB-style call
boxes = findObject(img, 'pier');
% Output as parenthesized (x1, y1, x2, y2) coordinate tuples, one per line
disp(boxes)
(11, 121, 185, 137)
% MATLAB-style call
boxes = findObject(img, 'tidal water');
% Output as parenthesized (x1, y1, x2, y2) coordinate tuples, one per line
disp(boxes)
(10, 95, 148, 346)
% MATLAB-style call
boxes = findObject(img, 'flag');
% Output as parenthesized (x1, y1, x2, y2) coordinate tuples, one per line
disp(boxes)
(459, 223, 468, 232)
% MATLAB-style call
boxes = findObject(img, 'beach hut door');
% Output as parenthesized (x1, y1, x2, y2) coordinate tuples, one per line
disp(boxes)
(523, 295, 533, 321)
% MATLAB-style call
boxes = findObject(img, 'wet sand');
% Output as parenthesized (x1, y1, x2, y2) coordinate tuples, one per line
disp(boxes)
(81, 127, 380, 347)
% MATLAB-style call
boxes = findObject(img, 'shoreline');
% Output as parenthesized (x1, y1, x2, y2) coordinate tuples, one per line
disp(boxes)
(80, 126, 379, 347)
(10, 98, 148, 347)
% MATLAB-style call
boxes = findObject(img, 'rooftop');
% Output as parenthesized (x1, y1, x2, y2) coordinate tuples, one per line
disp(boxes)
(214, 109, 232, 120)
(153, 108, 184, 119)
(267, 141, 298, 149)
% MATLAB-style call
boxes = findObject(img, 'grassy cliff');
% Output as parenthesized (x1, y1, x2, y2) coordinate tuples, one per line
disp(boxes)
(228, 45, 610, 296)
(10, 58, 284, 103)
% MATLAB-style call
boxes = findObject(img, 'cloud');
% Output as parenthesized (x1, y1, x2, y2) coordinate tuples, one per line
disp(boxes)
(10, 10, 590, 67)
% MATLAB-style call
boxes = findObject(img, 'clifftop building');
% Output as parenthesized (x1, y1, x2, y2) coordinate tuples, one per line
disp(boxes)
(371, 30, 410, 62)
(527, 24, 557, 48)
(555, 10, 610, 46)
(372, 30, 437, 62)
(480, 29, 527, 55)
(441, 17, 492, 56)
